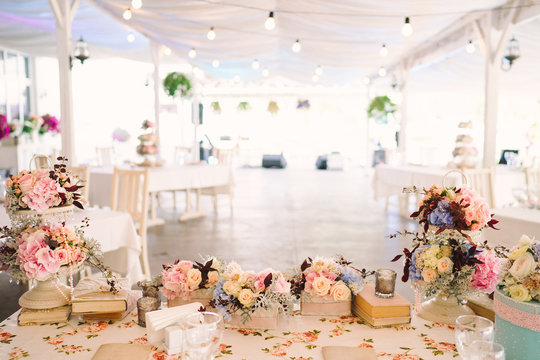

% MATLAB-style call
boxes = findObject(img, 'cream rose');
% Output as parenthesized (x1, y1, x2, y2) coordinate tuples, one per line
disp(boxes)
(311, 276, 332, 296)
(421, 268, 437, 283)
(519, 234, 534, 246)
(186, 268, 202, 290)
(238, 288, 255, 307)
(207, 271, 219, 286)
(222, 280, 242, 297)
(508, 284, 532, 302)
(329, 281, 351, 301)
(508, 245, 529, 261)
(437, 257, 453, 273)
(509, 253, 537, 279)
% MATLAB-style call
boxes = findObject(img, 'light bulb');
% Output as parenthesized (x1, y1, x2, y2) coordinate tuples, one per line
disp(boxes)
(207, 27, 216, 40)
(251, 59, 260, 70)
(363, 76, 371, 85)
(265, 11, 276, 30)
(163, 47, 172, 55)
(127, 33, 135, 42)
(466, 40, 475, 54)
(315, 66, 323, 76)
(379, 44, 388, 57)
(262, 68, 269, 77)
(292, 39, 301, 53)
(131, 0, 142, 9)
(188, 48, 197, 58)
(122, 8, 132, 20)
(312, 74, 319, 82)
(212, 59, 220, 68)
(402, 17, 413, 36)
(378, 66, 387, 77)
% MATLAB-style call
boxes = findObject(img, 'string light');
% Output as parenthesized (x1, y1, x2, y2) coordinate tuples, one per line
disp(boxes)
(207, 27, 216, 40)
(378, 66, 387, 77)
(122, 8, 132, 20)
(127, 33, 135, 42)
(251, 59, 260, 70)
(212, 59, 220, 68)
(163, 47, 172, 55)
(188, 48, 197, 58)
(292, 39, 301, 53)
(131, 0, 142, 10)
(265, 11, 276, 30)
(466, 40, 475, 54)
(262, 68, 269, 77)
(379, 44, 388, 57)
(363, 76, 371, 85)
(315, 65, 323, 76)
(312, 74, 319, 82)
(402, 17, 413, 36)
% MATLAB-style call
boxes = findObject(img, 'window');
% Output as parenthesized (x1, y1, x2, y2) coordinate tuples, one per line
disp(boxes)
(0, 48, 33, 123)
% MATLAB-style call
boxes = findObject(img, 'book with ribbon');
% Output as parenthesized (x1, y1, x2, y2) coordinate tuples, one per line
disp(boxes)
(71, 278, 130, 315)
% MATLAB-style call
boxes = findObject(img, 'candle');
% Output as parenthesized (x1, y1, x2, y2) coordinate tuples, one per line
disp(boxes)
(137, 296, 160, 327)
(375, 269, 397, 298)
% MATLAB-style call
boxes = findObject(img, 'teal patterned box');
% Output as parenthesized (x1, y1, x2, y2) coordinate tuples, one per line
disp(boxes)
(494, 289, 540, 359)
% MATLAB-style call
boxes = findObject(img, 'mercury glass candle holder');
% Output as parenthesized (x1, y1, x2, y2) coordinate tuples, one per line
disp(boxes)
(137, 296, 160, 327)
(375, 269, 397, 298)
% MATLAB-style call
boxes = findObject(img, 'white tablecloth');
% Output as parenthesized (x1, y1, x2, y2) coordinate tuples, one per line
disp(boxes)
(373, 165, 525, 209)
(89, 164, 231, 207)
(0, 310, 459, 360)
(485, 207, 540, 248)
(0, 208, 143, 284)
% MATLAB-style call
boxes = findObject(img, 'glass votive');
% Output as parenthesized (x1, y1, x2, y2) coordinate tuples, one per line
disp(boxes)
(468, 340, 505, 360)
(137, 296, 160, 327)
(375, 269, 397, 298)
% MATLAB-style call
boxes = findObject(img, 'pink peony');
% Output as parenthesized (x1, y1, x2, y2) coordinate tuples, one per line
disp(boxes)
(21, 170, 61, 211)
(273, 274, 291, 294)
(177, 261, 193, 272)
(254, 268, 274, 291)
(18, 173, 35, 194)
(471, 250, 501, 293)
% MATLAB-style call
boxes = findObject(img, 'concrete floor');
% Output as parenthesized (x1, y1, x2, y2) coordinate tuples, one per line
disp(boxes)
(0, 167, 417, 321)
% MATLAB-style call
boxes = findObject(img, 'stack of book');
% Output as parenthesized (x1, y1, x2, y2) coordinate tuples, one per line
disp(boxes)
(18, 306, 71, 326)
(71, 278, 137, 320)
(353, 284, 411, 327)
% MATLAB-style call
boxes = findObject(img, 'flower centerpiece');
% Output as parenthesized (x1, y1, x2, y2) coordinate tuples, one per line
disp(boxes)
(289, 256, 365, 316)
(493, 235, 540, 360)
(210, 262, 293, 329)
(392, 181, 502, 324)
(0, 114, 11, 140)
(136, 120, 160, 165)
(296, 99, 310, 110)
(161, 257, 222, 308)
(38, 114, 60, 135)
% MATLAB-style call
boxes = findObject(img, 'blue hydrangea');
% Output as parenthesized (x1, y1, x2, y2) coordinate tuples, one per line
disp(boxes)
(533, 241, 540, 261)
(212, 279, 231, 321)
(338, 266, 363, 295)
(409, 245, 427, 282)
(428, 200, 455, 227)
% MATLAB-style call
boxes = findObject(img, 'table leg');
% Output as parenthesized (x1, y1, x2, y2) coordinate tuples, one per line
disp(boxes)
(147, 192, 165, 227)
(179, 188, 207, 221)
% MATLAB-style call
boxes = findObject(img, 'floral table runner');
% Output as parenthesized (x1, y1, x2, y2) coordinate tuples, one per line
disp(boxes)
(0, 311, 459, 360)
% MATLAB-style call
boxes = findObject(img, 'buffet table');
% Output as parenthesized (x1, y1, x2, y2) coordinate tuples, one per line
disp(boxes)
(89, 164, 231, 223)
(0, 208, 143, 284)
(0, 310, 459, 359)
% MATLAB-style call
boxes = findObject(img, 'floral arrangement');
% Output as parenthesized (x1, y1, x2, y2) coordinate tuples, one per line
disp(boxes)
(288, 256, 365, 302)
(211, 101, 222, 114)
(112, 128, 130, 142)
(297, 99, 310, 110)
(4, 157, 84, 212)
(455, 135, 473, 143)
(392, 232, 502, 299)
(163, 72, 192, 98)
(452, 146, 478, 157)
(0, 114, 11, 140)
(237, 101, 251, 112)
(161, 258, 222, 300)
(267, 101, 279, 115)
(22, 115, 40, 135)
(39, 114, 60, 135)
(210, 262, 293, 322)
(411, 185, 498, 239)
(499, 235, 540, 302)
(367, 95, 396, 124)
(137, 120, 158, 156)
(141, 120, 154, 130)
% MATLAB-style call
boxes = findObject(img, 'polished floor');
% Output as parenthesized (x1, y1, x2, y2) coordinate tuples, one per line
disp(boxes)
(0, 167, 417, 321)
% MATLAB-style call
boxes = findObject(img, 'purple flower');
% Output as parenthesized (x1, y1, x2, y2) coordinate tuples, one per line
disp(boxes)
(0, 114, 10, 140)
(39, 114, 60, 134)
(409, 245, 426, 282)
(428, 200, 455, 227)
(533, 241, 540, 261)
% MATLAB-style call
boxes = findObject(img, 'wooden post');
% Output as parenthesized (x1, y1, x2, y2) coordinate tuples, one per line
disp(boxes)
(150, 42, 162, 148)
(397, 65, 410, 164)
(48, 0, 80, 164)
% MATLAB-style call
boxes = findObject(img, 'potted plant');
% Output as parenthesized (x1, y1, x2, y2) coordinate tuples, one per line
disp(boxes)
(367, 96, 397, 124)
(163, 72, 192, 98)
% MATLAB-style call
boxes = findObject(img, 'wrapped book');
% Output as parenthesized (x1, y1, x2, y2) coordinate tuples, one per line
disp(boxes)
(71, 278, 130, 315)
(353, 284, 411, 327)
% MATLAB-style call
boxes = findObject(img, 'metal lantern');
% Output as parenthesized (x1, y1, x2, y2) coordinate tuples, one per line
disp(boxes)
(73, 37, 90, 64)
(501, 36, 520, 71)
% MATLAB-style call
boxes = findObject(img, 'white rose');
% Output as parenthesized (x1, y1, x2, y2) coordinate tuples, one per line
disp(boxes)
(311, 276, 331, 296)
(186, 268, 202, 290)
(222, 280, 242, 297)
(509, 253, 537, 280)
(519, 234, 534, 246)
(329, 281, 351, 301)
(238, 289, 255, 307)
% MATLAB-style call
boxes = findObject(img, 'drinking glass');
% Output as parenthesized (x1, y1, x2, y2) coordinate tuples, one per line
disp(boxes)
(455, 315, 494, 360)
(468, 340, 505, 360)
(182, 312, 224, 360)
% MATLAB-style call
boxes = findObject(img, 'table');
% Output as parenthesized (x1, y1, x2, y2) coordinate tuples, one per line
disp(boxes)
(485, 207, 540, 248)
(0, 310, 459, 359)
(89, 164, 231, 223)
(0, 208, 143, 285)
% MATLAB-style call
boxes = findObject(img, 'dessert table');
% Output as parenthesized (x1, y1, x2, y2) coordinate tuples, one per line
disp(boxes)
(0, 310, 459, 359)
(0, 208, 143, 285)
(89, 164, 231, 224)
(485, 207, 540, 248)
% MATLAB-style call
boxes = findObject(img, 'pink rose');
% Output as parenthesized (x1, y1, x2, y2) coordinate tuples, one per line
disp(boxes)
(18, 173, 35, 194)
(53, 248, 69, 265)
(322, 272, 338, 281)
(273, 275, 291, 294)
(177, 261, 193, 272)
(471, 250, 500, 293)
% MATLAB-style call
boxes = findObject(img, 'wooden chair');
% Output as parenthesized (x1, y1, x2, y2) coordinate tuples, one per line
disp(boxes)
(201, 148, 235, 213)
(464, 168, 495, 208)
(69, 166, 90, 205)
(525, 167, 540, 192)
(110, 168, 151, 280)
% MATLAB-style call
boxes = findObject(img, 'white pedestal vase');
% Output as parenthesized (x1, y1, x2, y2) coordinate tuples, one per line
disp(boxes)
(417, 293, 474, 325)
(18, 278, 71, 310)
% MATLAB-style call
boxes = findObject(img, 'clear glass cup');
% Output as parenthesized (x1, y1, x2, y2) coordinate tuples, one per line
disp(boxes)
(455, 315, 494, 360)
(375, 269, 397, 298)
(182, 312, 224, 360)
(468, 340, 505, 360)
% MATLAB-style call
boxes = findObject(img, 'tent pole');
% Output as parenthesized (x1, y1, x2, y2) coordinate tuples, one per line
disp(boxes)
(397, 66, 410, 164)
(49, 0, 79, 165)
(150, 42, 162, 149)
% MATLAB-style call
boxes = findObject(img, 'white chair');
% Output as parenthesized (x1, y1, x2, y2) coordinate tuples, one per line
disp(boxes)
(110, 168, 151, 280)
(97, 147, 114, 167)
(525, 167, 540, 192)
(201, 148, 235, 213)
(69, 166, 90, 205)
(464, 168, 495, 208)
